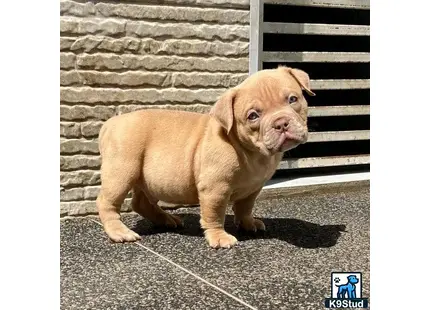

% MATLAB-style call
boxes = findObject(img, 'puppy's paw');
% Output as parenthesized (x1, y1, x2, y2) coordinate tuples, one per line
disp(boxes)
(168, 214, 184, 228)
(235, 216, 266, 233)
(104, 220, 141, 243)
(153, 212, 183, 229)
(205, 229, 238, 249)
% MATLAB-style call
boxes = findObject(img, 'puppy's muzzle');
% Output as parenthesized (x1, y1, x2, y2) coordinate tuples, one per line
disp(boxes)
(271, 115, 304, 143)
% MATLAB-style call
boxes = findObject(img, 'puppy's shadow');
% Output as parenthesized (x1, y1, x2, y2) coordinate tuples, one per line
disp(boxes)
(132, 213, 346, 249)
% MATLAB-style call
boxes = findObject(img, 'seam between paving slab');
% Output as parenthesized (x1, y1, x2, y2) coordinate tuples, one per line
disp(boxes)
(89, 218, 258, 310)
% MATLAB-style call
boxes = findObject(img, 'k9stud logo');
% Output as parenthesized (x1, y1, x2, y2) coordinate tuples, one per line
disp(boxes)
(324, 272, 369, 308)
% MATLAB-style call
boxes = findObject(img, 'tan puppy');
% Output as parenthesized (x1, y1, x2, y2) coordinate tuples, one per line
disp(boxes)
(96, 66, 315, 248)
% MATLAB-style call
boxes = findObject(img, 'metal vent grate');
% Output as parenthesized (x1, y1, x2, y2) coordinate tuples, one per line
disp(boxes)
(250, 0, 370, 173)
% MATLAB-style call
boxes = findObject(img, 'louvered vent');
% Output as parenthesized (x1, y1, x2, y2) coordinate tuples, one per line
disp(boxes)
(250, 0, 370, 177)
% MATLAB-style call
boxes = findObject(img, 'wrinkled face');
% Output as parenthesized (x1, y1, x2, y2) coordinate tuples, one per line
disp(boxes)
(211, 67, 314, 157)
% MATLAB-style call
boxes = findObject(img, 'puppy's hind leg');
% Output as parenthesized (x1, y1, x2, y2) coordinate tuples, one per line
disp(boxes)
(233, 188, 265, 233)
(97, 158, 141, 243)
(132, 188, 183, 229)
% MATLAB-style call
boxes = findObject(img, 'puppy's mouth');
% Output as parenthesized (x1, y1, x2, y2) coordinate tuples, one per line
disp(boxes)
(277, 133, 302, 151)
(265, 131, 304, 154)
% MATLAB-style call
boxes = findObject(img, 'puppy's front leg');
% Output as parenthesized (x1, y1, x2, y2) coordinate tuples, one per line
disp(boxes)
(233, 188, 265, 233)
(199, 188, 238, 249)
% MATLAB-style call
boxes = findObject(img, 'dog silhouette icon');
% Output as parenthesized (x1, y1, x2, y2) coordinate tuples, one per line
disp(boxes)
(336, 275, 359, 299)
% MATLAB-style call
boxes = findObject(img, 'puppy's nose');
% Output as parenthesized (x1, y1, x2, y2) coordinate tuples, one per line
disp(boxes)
(273, 117, 289, 132)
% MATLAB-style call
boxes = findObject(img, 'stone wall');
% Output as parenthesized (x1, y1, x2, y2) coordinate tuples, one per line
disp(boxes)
(60, 0, 251, 216)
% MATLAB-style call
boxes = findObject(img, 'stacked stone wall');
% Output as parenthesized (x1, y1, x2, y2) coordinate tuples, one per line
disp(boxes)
(60, 0, 250, 216)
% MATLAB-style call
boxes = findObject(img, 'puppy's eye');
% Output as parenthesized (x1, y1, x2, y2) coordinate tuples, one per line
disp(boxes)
(247, 111, 260, 121)
(289, 96, 298, 104)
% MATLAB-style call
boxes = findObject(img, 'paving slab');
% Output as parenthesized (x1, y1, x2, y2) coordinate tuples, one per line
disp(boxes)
(61, 184, 370, 310)
(61, 220, 250, 310)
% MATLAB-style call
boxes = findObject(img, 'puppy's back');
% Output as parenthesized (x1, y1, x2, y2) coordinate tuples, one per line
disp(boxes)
(100, 108, 208, 143)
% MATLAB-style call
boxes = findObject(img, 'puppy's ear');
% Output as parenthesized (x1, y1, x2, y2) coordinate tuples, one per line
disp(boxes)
(210, 88, 237, 134)
(289, 68, 316, 96)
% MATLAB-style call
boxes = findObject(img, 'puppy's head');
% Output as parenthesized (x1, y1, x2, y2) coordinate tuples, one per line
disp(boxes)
(210, 66, 315, 156)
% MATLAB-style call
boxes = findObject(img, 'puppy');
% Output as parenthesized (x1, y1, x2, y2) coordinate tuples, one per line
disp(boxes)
(96, 66, 315, 248)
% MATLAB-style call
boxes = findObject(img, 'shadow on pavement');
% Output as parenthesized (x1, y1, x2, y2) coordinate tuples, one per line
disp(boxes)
(132, 214, 346, 249)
